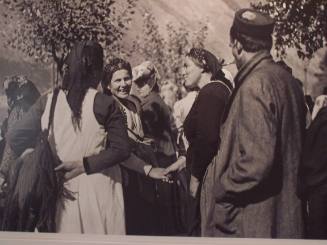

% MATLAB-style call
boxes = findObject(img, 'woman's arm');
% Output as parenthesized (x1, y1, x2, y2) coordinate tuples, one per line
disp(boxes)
(83, 93, 131, 174)
(120, 153, 149, 175)
(120, 153, 168, 180)
(56, 93, 131, 180)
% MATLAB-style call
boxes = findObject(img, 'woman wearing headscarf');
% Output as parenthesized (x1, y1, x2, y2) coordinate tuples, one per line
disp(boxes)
(6, 41, 130, 234)
(165, 48, 233, 236)
(102, 58, 170, 235)
(0, 76, 41, 222)
(131, 61, 182, 235)
(0, 75, 41, 181)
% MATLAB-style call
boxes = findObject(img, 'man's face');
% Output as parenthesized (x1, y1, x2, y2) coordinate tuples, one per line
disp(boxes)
(229, 37, 237, 61)
(229, 37, 242, 70)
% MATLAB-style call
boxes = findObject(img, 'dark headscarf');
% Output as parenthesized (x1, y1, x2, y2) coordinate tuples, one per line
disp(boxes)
(186, 48, 227, 82)
(62, 41, 103, 128)
(3, 75, 41, 113)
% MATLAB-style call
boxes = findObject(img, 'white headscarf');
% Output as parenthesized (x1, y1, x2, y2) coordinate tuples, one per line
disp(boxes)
(312, 95, 327, 120)
(131, 61, 161, 99)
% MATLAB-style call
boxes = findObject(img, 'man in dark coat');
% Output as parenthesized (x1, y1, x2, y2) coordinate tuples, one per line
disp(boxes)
(200, 8, 306, 238)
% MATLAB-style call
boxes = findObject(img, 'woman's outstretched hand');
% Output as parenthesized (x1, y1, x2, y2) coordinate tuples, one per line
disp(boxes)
(148, 167, 173, 183)
(55, 161, 85, 181)
(164, 156, 186, 175)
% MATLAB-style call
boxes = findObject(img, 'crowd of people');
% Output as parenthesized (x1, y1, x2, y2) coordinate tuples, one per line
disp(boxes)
(0, 8, 326, 239)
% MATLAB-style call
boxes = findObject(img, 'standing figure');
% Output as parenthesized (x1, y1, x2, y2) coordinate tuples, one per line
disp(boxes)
(6, 41, 130, 234)
(298, 102, 327, 239)
(201, 9, 306, 238)
(131, 61, 181, 235)
(0, 75, 41, 180)
(102, 58, 168, 235)
(0, 76, 40, 223)
(166, 48, 233, 236)
(298, 56, 327, 239)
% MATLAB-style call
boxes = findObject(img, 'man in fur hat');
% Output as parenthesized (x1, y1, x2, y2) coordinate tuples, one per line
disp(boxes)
(200, 8, 306, 238)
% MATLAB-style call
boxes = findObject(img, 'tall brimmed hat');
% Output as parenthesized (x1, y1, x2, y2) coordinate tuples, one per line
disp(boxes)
(231, 8, 275, 39)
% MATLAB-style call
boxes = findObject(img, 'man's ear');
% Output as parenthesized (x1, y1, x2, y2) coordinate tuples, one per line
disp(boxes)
(235, 40, 243, 55)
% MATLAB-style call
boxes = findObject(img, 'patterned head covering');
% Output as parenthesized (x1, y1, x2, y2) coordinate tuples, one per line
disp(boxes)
(187, 48, 226, 81)
(3, 75, 41, 112)
(131, 61, 161, 98)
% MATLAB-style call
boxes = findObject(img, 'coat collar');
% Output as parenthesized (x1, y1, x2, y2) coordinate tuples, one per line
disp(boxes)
(234, 50, 272, 85)
(222, 50, 272, 123)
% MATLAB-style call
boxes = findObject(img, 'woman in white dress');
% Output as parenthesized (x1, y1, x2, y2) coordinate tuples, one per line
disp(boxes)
(7, 41, 130, 234)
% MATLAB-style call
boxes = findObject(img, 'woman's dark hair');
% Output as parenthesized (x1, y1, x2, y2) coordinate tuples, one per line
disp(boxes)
(186, 48, 227, 82)
(230, 26, 273, 53)
(102, 58, 132, 90)
(62, 41, 103, 129)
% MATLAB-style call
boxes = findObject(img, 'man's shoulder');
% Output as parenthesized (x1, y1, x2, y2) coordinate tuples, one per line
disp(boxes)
(244, 61, 293, 89)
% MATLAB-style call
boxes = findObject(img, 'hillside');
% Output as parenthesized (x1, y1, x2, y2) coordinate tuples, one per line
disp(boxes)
(0, 0, 326, 123)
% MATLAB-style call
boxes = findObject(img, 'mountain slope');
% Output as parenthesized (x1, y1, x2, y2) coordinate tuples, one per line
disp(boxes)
(0, 0, 326, 122)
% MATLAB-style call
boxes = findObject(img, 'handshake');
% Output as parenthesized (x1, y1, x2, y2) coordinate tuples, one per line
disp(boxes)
(148, 156, 186, 183)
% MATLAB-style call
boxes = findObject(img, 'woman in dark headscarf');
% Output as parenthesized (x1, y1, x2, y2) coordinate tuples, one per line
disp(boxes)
(0, 76, 40, 223)
(165, 48, 233, 236)
(5, 41, 130, 234)
(0, 75, 41, 180)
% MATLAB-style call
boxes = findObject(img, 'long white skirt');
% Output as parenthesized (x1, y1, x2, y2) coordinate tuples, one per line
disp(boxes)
(55, 165, 125, 234)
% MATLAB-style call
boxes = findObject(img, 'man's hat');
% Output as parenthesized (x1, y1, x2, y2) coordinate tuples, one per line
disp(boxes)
(231, 8, 275, 39)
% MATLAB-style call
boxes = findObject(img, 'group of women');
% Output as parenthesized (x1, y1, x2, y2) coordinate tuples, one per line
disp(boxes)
(0, 40, 233, 236)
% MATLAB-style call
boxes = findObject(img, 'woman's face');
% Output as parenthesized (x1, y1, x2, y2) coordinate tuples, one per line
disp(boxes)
(108, 69, 132, 99)
(182, 56, 202, 89)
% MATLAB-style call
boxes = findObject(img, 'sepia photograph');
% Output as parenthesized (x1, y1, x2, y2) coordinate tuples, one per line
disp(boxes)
(0, 0, 326, 244)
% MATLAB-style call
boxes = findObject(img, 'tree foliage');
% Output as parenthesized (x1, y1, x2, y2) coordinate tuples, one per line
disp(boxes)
(131, 11, 208, 87)
(252, 0, 327, 60)
(0, 0, 137, 80)
(316, 50, 327, 83)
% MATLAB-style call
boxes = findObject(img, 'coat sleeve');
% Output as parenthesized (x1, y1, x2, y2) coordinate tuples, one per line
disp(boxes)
(84, 93, 131, 174)
(216, 73, 278, 203)
(7, 95, 47, 156)
(120, 153, 148, 175)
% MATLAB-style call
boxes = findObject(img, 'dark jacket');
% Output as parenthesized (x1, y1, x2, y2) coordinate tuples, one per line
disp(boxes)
(139, 91, 177, 166)
(184, 81, 232, 181)
(201, 51, 306, 238)
(298, 106, 327, 198)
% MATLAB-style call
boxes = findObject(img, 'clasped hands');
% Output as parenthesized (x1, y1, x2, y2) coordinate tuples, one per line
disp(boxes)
(54, 156, 187, 182)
